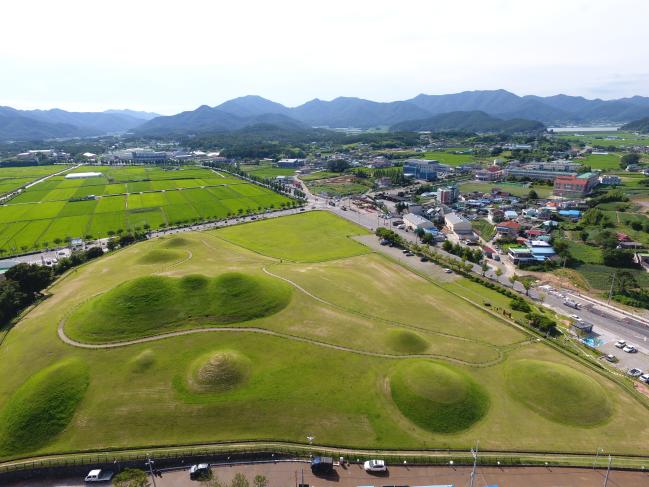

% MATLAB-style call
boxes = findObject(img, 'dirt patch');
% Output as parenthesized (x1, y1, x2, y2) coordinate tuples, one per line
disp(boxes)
(634, 381, 649, 399)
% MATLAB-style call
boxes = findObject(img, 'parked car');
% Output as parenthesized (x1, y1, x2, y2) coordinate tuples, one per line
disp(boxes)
(443, 268, 452, 274)
(605, 354, 618, 363)
(569, 314, 582, 321)
(363, 459, 387, 472)
(84, 469, 114, 483)
(190, 464, 211, 480)
(623, 345, 637, 353)
(311, 456, 334, 476)
(615, 340, 626, 349)
(640, 374, 649, 384)
(420, 256, 429, 262)
(628, 368, 643, 378)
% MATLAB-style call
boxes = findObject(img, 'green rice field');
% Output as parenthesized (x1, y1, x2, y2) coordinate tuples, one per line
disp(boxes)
(0, 164, 72, 197)
(0, 165, 292, 254)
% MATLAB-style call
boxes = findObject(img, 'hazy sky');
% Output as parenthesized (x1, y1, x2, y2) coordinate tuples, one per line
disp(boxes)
(2, 0, 648, 114)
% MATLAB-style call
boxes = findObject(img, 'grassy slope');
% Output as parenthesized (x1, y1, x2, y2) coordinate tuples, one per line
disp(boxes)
(0, 213, 648, 459)
(215, 211, 371, 262)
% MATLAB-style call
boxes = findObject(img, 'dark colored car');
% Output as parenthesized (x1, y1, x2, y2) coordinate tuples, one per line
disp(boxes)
(311, 456, 334, 475)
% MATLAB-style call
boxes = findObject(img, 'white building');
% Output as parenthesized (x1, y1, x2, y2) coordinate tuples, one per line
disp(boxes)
(65, 172, 103, 180)
(403, 213, 435, 231)
(444, 212, 472, 235)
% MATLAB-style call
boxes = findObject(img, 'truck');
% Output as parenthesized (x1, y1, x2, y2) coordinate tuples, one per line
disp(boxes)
(311, 456, 334, 475)
(84, 469, 114, 483)
(563, 299, 582, 310)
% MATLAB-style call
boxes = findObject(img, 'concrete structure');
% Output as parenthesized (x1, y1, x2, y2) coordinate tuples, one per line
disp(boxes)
(64, 172, 102, 179)
(553, 172, 599, 198)
(436, 185, 459, 204)
(505, 161, 581, 181)
(277, 158, 305, 168)
(475, 165, 504, 181)
(403, 159, 440, 181)
(444, 212, 472, 235)
(495, 220, 521, 238)
(403, 213, 435, 231)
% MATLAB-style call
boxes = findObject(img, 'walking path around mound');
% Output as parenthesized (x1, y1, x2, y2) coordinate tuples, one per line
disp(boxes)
(56, 320, 502, 366)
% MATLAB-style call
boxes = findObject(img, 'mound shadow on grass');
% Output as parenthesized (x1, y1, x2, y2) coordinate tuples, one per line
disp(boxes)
(390, 360, 489, 434)
(66, 272, 292, 342)
(385, 328, 429, 354)
(0, 358, 89, 456)
(163, 237, 191, 248)
(186, 350, 251, 393)
(130, 350, 156, 373)
(505, 359, 613, 427)
(137, 249, 184, 264)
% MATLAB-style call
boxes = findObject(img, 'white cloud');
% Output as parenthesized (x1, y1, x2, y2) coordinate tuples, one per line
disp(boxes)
(1, 0, 648, 113)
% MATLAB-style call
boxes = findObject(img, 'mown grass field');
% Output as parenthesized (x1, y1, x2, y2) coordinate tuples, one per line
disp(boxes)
(0, 212, 648, 461)
(578, 153, 621, 170)
(0, 165, 291, 254)
(423, 150, 478, 166)
(240, 164, 296, 179)
(459, 181, 553, 198)
(0, 164, 72, 196)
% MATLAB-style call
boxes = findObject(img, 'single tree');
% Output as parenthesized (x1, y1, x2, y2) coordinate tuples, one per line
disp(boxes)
(231, 473, 250, 487)
(112, 468, 150, 487)
(253, 475, 269, 487)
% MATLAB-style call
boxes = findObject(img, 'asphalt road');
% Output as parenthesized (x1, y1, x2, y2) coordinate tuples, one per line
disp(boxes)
(6, 461, 648, 487)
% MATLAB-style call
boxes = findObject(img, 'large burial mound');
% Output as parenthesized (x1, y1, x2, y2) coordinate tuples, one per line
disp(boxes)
(390, 360, 489, 433)
(66, 272, 292, 342)
(187, 350, 252, 393)
(0, 358, 89, 456)
(505, 359, 613, 426)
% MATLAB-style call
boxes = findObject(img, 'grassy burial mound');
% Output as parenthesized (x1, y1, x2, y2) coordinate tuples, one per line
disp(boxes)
(215, 211, 371, 262)
(187, 350, 252, 393)
(505, 360, 614, 427)
(137, 248, 184, 264)
(129, 349, 156, 373)
(390, 360, 489, 433)
(162, 236, 191, 248)
(0, 358, 89, 456)
(386, 328, 429, 353)
(66, 272, 292, 342)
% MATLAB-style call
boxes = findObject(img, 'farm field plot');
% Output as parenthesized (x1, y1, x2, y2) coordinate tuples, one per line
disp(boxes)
(0, 164, 72, 196)
(423, 150, 478, 166)
(240, 163, 296, 179)
(0, 212, 648, 461)
(0, 165, 292, 254)
(459, 181, 552, 198)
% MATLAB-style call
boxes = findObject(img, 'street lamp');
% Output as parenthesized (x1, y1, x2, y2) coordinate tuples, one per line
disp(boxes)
(593, 447, 604, 469)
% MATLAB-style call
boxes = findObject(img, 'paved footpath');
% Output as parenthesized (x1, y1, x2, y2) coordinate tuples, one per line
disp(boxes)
(6, 461, 649, 486)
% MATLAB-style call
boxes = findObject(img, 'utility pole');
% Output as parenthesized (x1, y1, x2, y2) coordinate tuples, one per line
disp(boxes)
(146, 455, 158, 487)
(603, 455, 612, 487)
(469, 441, 479, 487)
(593, 447, 603, 470)
(608, 272, 616, 305)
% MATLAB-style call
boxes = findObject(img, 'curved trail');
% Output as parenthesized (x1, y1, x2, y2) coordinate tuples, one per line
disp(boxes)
(56, 320, 499, 365)
(56, 256, 535, 367)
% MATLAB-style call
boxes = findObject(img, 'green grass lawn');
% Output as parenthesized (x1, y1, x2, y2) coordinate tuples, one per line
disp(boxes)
(215, 211, 371, 262)
(459, 181, 552, 198)
(472, 219, 496, 240)
(423, 151, 478, 166)
(299, 171, 339, 181)
(575, 263, 649, 291)
(578, 153, 622, 170)
(0, 165, 291, 255)
(240, 164, 296, 179)
(0, 212, 648, 460)
(307, 181, 370, 196)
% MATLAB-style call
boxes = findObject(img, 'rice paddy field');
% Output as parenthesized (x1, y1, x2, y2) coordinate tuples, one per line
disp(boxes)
(0, 165, 291, 254)
(0, 211, 648, 461)
(0, 164, 72, 196)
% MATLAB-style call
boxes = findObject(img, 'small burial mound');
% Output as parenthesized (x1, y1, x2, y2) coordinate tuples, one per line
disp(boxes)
(390, 360, 489, 433)
(130, 349, 156, 373)
(0, 358, 89, 456)
(187, 350, 251, 393)
(66, 272, 292, 342)
(505, 359, 613, 427)
(163, 237, 190, 248)
(386, 328, 429, 354)
(137, 249, 183, 265)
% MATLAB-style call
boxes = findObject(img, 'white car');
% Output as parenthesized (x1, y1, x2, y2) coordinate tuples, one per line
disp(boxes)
(569, 314, 582, 321)
(363, 460, 387, 472)
(623, 345, 637, 353)
(443, 268, 452, 274)
(640, 374, 649, 384)
(615, 340, 626, 349)
(628, 368, 643, 378)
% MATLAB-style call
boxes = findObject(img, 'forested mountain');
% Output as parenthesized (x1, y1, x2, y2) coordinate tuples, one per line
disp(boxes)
(0, 107, 146, 140)
(104, 109, 161, 120)
(389, 111, 546, 134)
(621, 117, 649, 133)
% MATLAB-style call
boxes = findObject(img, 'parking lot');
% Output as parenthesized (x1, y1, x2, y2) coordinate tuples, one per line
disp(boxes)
(6, 461, 649, 487)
